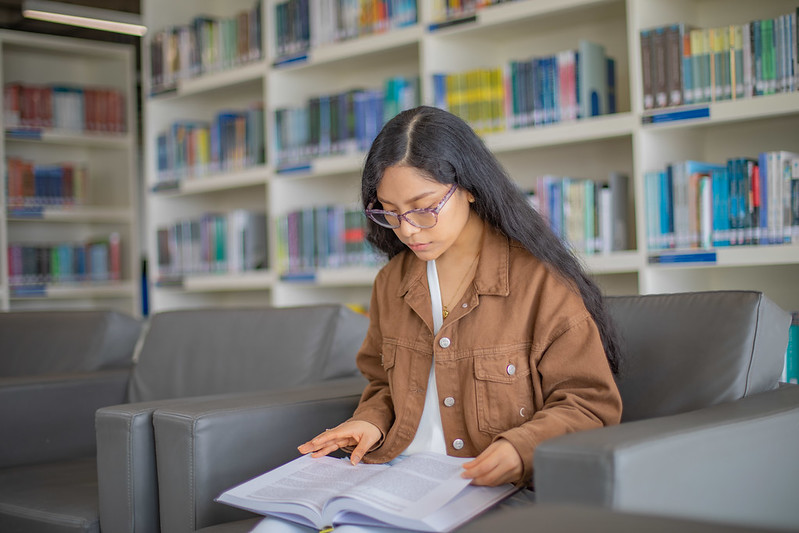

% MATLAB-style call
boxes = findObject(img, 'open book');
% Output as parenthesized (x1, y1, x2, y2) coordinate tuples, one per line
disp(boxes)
(217, 452, 518, 532)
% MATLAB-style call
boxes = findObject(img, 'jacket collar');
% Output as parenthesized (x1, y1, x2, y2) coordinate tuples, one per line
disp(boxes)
(396, 224, 510, 298)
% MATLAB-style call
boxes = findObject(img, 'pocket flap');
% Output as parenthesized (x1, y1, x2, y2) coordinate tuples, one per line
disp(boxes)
(474, 355, 529, 383)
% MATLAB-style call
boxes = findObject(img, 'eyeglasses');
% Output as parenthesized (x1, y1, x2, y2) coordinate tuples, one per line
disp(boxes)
(365, 184, 458, 229)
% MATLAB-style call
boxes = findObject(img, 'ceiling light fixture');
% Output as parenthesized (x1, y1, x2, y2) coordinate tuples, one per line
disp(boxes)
(22, 0, 147, 36)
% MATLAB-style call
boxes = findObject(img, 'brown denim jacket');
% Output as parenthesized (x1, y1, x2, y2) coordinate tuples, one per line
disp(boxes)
(350, 226, 622, 485)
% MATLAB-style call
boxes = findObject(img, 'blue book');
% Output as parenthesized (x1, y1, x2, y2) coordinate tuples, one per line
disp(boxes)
(661, 167, 674, 249)
(711, 168, 731, 247)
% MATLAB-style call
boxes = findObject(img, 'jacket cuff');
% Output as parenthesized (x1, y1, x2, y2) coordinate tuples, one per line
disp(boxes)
(494, 428, 537, 486)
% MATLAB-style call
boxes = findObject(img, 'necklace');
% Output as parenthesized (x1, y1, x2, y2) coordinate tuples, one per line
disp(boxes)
(442, 253, 480, 320)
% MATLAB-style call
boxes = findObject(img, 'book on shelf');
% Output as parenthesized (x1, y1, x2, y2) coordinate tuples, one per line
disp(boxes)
(217, 452, 516, 533)
(641, 9, 798, 113)
(274, 0, 418, 61)
(276, 204, 382, 278)
(156, 210, 267, 279)
(306, 0, 418, 50)
(4, 82, 126, 133)
(274, 76, 419, 167)
(5, 158, 89, 208)
(784, 312, 799, 385)
(527, 172, 630, 256)
(148, 0, 262, 94)
(644, 151, 799, 251)
(429, 0, 516, 26)
(7, 233, 122, 286)
(434, 40, 616, 134)
(155, 103, 264, 183)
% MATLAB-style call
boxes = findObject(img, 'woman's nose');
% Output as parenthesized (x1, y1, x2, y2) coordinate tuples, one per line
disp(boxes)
(396, 218, 420, 238)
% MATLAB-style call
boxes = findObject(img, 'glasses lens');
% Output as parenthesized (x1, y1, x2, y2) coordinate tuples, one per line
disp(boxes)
(405, 211, 437, 228)
(368, 211, 400, 228)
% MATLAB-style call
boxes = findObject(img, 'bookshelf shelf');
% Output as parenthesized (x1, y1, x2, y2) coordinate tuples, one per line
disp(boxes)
(642, 93, 799, 131)
(5, 129, 132, 148)
(155, 166, 271, 197)
(583, 250, 643, 274)
(0, 30, 140, 315)
(142, 0, 799, 313)
(6, 206, 133, 223)
(314, 266, 382, 287)
(9, 281, 136, 300)
(177, 61, 268, 98)
(432, 0, 622, 38)
(183, 270, 275, 292)
(476, 0, 617, 28)
(306, 25, 423, 68)
(485, 113, 637, 153)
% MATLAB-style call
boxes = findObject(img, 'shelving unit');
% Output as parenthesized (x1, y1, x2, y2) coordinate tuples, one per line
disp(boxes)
(0, 30, 139, 315)
(142, 0, 799, 314)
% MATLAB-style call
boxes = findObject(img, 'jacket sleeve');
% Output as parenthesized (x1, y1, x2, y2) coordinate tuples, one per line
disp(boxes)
(496, 313, 622, 485)
(348, 269, 396, 444)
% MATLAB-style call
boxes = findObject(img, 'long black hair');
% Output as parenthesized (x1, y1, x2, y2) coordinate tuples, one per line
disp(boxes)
(361, 106, 622, 374)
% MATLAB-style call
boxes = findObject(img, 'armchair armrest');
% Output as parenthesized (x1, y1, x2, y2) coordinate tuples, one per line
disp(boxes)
(534, 385, 799, 531)
(96, 397, 191, 533)
(153, 377, 365, 533)
(0, 368, 129, 468)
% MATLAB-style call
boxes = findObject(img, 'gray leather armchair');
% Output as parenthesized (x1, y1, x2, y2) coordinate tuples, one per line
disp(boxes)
(533, 291, 797, 530)
(0, 310, 142, 532)
(95, 304, 368, 533)
(149, 291, 797, 532)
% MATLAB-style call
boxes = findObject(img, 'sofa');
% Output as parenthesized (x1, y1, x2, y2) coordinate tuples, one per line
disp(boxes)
(0, 305, 368, 533)
(147, 291, 797, 532)
(0, 310, 142, 532)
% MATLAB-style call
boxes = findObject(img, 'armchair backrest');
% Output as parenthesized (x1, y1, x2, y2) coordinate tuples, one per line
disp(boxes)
(127, 304, 369, 402)
(606, 291, 790, 423)
(0, 310, 141, 377)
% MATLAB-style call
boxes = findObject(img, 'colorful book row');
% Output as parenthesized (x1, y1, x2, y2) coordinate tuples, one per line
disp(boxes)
(155, 104, 265, 184)
(309, 0, 417, 50)
(156, 210, 268, 278)
(5, 158, 89, 207)
(4, 83, 126, 133)
(429, 0, 513, 26)
(274, 0, 417, 61)
(276, 204, 382, 276)
(7, 234, 122, 286)
(275, 76, 418, 166)
(527, 173, 630, 256)
(433, 40, 617, 135)
(149, 0, 263, 94)
(644, 152, 799, 251)
(640, 9, 798, 110)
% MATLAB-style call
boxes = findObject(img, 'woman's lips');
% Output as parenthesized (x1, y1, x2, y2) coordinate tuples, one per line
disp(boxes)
(408, 242, 430, 252)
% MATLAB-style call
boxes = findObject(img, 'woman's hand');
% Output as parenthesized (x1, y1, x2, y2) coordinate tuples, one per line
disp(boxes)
(298, 420, 382, 465)
(461, 439, 523, 486)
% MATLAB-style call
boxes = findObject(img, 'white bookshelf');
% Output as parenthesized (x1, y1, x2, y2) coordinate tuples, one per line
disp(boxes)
(142, 0, 799, 313)
(0, 30, 140, 315)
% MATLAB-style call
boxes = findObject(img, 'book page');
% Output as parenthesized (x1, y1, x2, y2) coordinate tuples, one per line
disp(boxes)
(331, 452, 473, 519)
(216, 454, 387, 523)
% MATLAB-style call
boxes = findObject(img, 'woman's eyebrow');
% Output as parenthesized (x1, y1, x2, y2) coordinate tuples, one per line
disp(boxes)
(376, 190, 437, 206)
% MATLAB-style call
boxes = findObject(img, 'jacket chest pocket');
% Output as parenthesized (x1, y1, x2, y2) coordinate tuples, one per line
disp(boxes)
(473, 354, 534, 434)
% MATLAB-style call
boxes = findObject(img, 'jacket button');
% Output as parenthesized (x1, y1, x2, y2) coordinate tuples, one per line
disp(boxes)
(439, 337, 451, 348)
(452, 438, 464, 450)
(443, 396, 455, 407)
(506, 364, 516, 376)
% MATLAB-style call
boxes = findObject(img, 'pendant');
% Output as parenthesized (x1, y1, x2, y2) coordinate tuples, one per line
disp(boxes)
(442, 306, 449, 319)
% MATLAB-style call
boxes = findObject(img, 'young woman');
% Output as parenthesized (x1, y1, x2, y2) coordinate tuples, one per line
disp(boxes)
(259, 106, 622, 531)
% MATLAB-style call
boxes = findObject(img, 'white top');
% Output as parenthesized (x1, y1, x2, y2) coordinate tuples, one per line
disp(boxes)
(400, 260, 448, 456)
